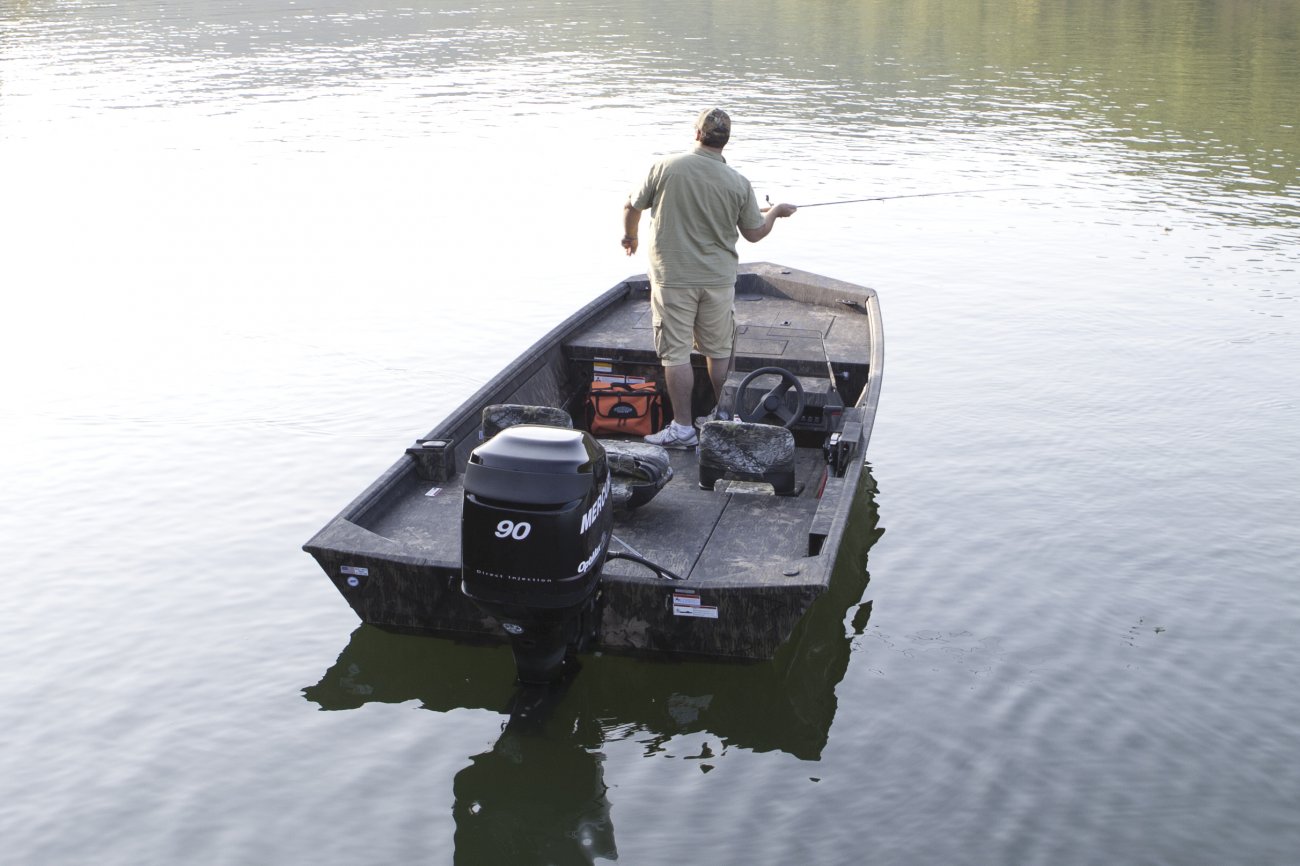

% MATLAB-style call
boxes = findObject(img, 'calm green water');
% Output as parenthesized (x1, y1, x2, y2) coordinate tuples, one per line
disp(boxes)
(2, 1, 1298, 864)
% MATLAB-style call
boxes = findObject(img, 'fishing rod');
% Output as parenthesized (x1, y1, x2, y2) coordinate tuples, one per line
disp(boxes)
(768, 186, 1031, 209)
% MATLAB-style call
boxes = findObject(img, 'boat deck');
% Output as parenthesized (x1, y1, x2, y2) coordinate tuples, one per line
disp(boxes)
(353, 444, 831, 586)
(565, 286, 873, 391)
(601, 446, 835, 584)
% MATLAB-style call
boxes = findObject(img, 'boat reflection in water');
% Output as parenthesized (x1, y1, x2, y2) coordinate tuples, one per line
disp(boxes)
(303, 473, 883, 863)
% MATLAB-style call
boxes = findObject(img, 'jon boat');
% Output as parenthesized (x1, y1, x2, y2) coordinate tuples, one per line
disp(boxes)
(304, 263, 884, 684)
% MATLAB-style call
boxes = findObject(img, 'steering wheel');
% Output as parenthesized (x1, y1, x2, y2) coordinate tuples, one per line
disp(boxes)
(735, 366, 806, 428)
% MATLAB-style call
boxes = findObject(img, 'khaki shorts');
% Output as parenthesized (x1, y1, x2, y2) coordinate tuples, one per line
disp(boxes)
(650, 285, 736, 366)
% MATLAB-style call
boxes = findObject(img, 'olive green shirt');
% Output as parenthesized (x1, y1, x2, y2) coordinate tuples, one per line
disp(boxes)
(629, 147, 765, 288)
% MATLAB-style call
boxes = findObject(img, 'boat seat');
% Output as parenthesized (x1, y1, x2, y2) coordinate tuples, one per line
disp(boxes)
(479, 404, 670, 509)
(698, 421, 802, 496)
(599, 440, 673, 510)
(480, 403, 574, 438)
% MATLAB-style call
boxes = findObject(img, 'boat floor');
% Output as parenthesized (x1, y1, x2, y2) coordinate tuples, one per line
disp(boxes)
(356, 444, 833, 587)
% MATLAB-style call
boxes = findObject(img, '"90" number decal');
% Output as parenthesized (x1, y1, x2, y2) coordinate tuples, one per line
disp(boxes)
(494, 520, 532, 540)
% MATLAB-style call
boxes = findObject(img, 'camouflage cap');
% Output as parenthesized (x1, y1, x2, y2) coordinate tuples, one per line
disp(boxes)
(695, 108, 731, 147)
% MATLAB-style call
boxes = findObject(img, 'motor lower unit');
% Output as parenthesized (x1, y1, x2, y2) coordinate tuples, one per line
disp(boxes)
(461, 425, 612, 684)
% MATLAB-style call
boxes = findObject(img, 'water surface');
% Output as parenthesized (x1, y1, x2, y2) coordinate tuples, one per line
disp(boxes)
(2, 1, 1298, 863)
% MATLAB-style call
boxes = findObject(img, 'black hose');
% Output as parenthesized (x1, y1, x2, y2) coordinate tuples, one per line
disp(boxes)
(606, 550, 683, 581)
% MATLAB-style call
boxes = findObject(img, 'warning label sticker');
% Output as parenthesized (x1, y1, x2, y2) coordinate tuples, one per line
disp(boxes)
(672, 591, 718, 619)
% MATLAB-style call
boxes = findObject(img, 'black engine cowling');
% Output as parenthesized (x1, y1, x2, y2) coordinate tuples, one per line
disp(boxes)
(461, 425, 612, 684)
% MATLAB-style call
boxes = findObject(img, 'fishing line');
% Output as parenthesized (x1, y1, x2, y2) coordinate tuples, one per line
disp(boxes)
(767, 186, 1033, 209)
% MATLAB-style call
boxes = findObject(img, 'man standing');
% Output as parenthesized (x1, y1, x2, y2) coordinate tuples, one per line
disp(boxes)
(622, 108, 797, 448)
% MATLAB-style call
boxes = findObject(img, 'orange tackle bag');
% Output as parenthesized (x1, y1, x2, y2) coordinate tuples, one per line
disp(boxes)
(586, 381, 664, 437)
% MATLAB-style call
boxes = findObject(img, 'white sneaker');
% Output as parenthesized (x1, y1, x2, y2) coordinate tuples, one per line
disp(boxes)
(645, 422, 698, 449)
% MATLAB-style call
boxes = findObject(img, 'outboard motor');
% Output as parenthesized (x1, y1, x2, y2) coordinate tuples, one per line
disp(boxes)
(461, 425, 612, 684)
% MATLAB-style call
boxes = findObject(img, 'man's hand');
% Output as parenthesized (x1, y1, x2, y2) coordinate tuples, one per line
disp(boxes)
(741, 202, 797, 243)
(761, 202, 798, 218)
(622, 202, 643, 256)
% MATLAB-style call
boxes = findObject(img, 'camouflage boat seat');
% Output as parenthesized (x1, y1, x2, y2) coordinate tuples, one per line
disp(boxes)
(697, 421, 802, 496)
(480, 403, 574, 438)
(599, 440, 673, 510)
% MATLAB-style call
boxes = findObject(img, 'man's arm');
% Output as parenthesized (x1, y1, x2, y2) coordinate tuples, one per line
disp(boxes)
(622, 202, 642, 255)
(739, 203, 797, 243)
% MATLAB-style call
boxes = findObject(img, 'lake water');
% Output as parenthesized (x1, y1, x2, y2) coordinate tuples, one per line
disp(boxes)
(2, 1, 1298, 863)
